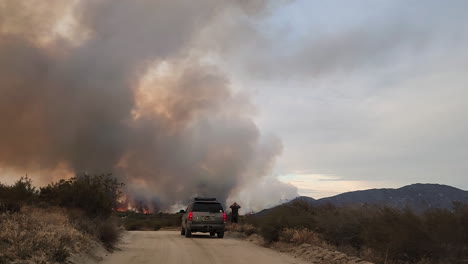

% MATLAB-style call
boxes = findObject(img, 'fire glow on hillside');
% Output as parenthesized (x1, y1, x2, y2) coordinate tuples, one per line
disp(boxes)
(116, 194, 155, 214)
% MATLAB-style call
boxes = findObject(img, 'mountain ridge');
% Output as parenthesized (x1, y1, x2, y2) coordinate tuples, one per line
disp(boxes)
(257, 183, 468, 215)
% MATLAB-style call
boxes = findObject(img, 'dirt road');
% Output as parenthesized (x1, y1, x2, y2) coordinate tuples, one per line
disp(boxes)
(100, 231, 308, 264)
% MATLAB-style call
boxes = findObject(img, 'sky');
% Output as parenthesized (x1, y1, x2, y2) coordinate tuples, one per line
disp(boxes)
(207, 0, 468, 198)
(0, 0, 467, 211)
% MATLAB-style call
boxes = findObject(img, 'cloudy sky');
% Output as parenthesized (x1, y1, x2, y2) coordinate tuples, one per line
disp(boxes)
(1, 0, 467, 211)
(210, 0, 468, 198)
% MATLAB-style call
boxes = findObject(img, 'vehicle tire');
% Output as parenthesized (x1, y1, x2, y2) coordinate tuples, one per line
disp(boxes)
(181, 227, 185, 235)
(209, 232, 215, 236)
(217, 231, 224, 238)
(185, 227, 192, 238)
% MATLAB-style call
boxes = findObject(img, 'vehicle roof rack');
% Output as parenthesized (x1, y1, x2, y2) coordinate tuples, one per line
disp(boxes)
(194, 197, 217, 201)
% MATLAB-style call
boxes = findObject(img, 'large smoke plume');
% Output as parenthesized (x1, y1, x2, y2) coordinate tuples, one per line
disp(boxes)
(0, 0, 297, 211)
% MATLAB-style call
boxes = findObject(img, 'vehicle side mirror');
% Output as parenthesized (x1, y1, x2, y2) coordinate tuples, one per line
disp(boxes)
(179, 210, 185, 214)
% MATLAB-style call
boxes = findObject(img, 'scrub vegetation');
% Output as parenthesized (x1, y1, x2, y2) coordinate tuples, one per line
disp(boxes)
(0, 175, 123, 263)
(232, 200, 468, 264)
(116, 211, 182, 231)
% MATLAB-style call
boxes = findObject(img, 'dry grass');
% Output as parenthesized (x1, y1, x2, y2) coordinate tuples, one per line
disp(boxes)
(279, 228, 330, 248)
(226, 223, 257, 236)
(0, 207, 93, 264)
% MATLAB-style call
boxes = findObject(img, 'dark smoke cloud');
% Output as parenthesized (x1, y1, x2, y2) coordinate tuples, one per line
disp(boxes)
(0, 0, 297, 211)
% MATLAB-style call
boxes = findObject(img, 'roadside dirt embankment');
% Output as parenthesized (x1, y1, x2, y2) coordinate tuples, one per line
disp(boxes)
(245, 233, 373, 264)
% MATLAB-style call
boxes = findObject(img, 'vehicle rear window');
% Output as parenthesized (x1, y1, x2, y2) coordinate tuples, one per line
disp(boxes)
(192, 202, 224, 213)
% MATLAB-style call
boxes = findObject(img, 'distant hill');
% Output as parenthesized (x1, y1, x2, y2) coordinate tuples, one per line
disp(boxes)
(316, 184, 468, 211)
(257, 184, 468, 214)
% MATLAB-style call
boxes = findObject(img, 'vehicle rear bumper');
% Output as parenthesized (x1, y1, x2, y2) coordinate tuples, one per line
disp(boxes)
(188, 222, 225, 233)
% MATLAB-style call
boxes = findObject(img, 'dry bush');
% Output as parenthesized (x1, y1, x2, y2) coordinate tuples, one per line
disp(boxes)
(0, 207, 92, 263)
(39, 174, 123, 218)
(67, 208, 99, 235)
(66, 208, 122, 248)
(224, 223, 239, 232)
(0, 200, 21, 214)
(118, 211, 181, 231)
(97, 219, 121, 248)
(259, 219, 282, 243)
(0, 176, 123, 263)
(240, 224, 257, 235)
(226, 223, 257, 236)
(247, 201, 468, 264)
(280, 228, 328, 248)
(123, 218, 162, 231)
(0, 177, 38, 214)
(358, 247, 380, 264)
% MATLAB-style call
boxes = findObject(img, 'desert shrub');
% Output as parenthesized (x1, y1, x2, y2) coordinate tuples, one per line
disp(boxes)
(123, 218, 160, 231)
(0, 207, 91, 263)
(314, 205, 367, 248)
(363, 207, 433, 263)
(0, 256, 9, 264)
(247, 201, 468, 264)
(124, 219, 140, 231)
(249, 200, 317, 227)
(278, 228, 295, 243)
(420, 203, 468, 262)
(225, 223, 257, 236)
(225, 223, 239, 232)
(40, 173, 123, 218)
(258, 214, 284, 243)
(67, 208, 99, 235)
(422, 209, 462, 257)
(66, 208, 121, 248)
(0, 176, 123, 263)
(97, 219, 121, 248)
(0, 177, 38, 213)
(241, 224, 257, 235)
(280, 228, 327, 247)
(0, 200, 21, 214)
(0, 177, 37, 202)
(247, 200, 322, 243)
(51, 243, 70, 262)
(119, 211, 181, 231)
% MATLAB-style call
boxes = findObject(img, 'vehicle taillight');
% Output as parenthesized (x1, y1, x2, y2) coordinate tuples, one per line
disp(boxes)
(222, 212, 226, 222)
(188, 212, 193, 221)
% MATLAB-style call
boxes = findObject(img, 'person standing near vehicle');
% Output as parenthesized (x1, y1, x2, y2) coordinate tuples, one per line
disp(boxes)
(229, 202, 241, 223)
